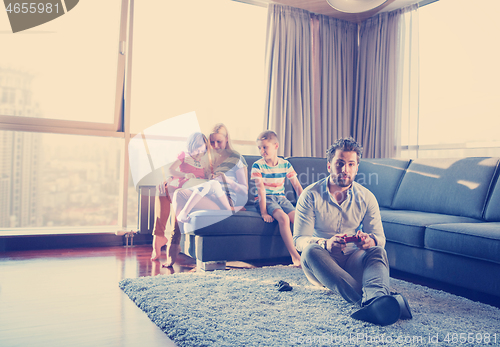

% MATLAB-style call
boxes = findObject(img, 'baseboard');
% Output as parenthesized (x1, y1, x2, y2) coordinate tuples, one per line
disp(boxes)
(390, 269, 500, 309)
(0, 233, 153, 252)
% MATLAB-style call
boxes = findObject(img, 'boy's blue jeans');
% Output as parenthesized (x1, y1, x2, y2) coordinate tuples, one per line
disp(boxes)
(300, 243, 390, 306)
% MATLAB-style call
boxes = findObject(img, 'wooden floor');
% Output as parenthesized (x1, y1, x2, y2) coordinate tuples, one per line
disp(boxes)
(1, 245, 499, 347)
(0, 245, 279, 347)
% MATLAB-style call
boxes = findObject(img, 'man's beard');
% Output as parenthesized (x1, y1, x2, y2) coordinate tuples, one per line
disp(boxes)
(333, 174, 352, 187)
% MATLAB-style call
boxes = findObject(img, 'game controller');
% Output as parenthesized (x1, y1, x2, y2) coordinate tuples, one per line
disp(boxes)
(275, 280, 293, 292)
(343, 235, 361, 243)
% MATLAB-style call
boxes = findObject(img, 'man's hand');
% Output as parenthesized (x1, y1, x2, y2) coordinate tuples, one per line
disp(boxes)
(185, 173, 196, 179)
(326, 234, 348, 252)
(354, 230, 376, 249)
(261, 213, 274, 223)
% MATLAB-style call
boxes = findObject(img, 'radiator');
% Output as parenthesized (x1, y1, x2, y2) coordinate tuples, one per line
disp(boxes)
(138, 185, 156, 234)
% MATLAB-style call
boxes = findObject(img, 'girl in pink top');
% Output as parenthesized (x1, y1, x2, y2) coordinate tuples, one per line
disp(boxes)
(166, 132, 232, 223)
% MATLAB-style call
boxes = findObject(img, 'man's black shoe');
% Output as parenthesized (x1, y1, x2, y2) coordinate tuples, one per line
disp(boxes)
(351, 295, 400, 326)
(391, 292, 413, 320)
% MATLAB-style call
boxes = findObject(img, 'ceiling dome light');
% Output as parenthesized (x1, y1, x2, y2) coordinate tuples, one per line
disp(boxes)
(326, 0, 388, 13)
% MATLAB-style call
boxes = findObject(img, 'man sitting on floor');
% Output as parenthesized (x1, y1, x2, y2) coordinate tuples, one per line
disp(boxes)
(293, 137, 412, 326)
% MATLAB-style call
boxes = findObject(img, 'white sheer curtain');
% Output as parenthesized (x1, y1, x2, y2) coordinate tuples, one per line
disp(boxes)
(353, 4, 419, 158)
(398, 5, 419, 158)
(311, 14, 358, 157)
(264, 4, 313, 157)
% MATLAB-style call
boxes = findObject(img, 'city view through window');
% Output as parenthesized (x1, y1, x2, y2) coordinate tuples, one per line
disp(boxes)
(0, 130, 127, 229)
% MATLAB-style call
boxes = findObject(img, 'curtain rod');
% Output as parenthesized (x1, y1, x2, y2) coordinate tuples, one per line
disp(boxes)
(232, 0, 439, 9)
(418, 0, 439, 7)
(231, 0, 269, 8)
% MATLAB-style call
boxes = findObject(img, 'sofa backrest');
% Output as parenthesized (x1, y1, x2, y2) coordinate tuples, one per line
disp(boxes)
(392, 157, 500, 219)
(245, 155, 500, 219)
(243, 155, 261, 206)
(483, 167, 500, 222)
(286, 157, 329, 204)
(356, 159, 411, 208)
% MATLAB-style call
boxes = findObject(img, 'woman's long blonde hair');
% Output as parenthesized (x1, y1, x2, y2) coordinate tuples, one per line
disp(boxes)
(210, 123, 233, 151)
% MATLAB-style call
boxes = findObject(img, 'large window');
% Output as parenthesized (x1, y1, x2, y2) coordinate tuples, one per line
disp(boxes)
(0, 0, 128, 233)
(0, 0, 268, 234)
(415, 0, 500, 157)
(129, 0, 267, 155)
(0, 0, 126, 132)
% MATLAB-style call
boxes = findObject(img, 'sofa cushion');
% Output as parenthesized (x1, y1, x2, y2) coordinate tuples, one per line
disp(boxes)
(285, 157, 329, 204)
(392, 157, 499, 219)
(484, 172, 500, 222)
(192, 234, 290, 262)
(381, 209, 482, 248)
(425, 222, 500, 264)
(356, 159, 410, 208)
(182, 209, 280, 236)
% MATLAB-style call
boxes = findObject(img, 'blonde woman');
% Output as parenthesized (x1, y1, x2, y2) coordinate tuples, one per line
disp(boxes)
(163, 123, 249, 267)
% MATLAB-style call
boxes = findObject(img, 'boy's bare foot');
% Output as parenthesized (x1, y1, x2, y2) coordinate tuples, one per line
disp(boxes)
(163, 243, 181, 267)
(291, 258, 302, 268)
(177, 211, 190, 223)
(151, 235, 168, 261)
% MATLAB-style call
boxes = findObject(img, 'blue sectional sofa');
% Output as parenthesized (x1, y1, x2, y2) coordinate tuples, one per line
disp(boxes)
(179, 155, 500, 298)
(357, 157, 500, 298)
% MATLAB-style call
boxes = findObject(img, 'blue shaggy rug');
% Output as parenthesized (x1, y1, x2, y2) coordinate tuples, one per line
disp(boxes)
(119, 266, 500, 346)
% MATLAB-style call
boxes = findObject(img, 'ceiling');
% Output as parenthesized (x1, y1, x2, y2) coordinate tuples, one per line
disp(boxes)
(257, 0, 434, 22)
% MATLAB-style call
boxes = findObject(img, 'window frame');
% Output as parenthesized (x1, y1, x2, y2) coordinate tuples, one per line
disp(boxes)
(0, 0, 130, 137)
(0, 0, 132, 235)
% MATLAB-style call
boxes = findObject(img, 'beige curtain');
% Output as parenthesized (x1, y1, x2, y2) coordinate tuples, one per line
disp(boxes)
(311, 14, 358, 157)
(353, 5, 418, 158)
(265, 4, 418, 159)
(264, 4, 313, 157)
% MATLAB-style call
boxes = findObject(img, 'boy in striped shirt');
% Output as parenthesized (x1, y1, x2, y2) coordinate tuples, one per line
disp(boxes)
(251, 131, 303, 266)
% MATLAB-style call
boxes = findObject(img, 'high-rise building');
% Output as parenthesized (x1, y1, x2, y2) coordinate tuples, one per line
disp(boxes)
(0, 68, 42, 228)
